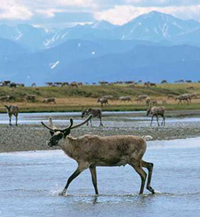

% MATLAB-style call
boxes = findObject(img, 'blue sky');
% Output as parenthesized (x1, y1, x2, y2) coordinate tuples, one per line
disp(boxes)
(1, 0, 200, 28)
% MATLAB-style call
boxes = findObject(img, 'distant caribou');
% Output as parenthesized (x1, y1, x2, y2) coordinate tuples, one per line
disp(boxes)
(175, 94, 191, 104)
(43, 97, 56, 104)
(1, 102, 19, 126)
(119, 96, 132, 102)
(81, 108, 103, 126)
(147, 106, 165, 127)
(97, 97, 108, 107)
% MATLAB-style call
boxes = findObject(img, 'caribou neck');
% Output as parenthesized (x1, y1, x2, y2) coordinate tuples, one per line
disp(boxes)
(59, 136, 77, 159)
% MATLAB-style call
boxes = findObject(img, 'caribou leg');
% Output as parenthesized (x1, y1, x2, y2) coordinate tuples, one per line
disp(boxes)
(161, 115, 165, 126)
(141, 160, 155, 194)
(9, 115, 12, 126)
(130, 161, 147, 194)
(89, 165, 99, 194)
(15, 115, 18, 126)
(150, 115, 154, 126)
(60, 163, 88, 195)
(156, 116, 160, 127)
(99, 117, 103, 126)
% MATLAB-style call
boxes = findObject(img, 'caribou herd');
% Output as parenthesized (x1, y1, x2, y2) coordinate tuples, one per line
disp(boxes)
(0, 91, 198, 127)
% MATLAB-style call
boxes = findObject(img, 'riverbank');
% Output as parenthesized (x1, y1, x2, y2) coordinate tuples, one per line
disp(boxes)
(1, 110, 200, 152)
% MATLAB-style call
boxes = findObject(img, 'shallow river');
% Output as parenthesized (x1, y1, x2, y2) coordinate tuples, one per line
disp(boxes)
(0, 111, 200, 125)
(1, 137, 200, 217)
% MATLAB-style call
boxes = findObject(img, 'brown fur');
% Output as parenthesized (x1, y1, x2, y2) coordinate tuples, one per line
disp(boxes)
(61, 135, 146, 167)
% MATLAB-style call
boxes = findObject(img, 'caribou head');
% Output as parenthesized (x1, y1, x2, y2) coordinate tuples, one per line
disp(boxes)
(41, 115, 92, 147)
(146, 106, 152, 116)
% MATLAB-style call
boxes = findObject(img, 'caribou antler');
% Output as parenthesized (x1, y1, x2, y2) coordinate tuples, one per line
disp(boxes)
(71, 114, 92, 129)
(41, 121, 55, 132)
(0, 101, 9, 109)
(49, 117, 57, 130)
(41, 120, 72, 132)
(41, 115, 92, 132)
(61, 118, 73, 132)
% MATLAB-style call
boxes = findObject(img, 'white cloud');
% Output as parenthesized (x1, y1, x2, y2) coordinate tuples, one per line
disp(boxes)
(0, 0, 97, 21)
(1, 0, 200, 27)
(94, 5, 200, 25)
(36, 9, 65, 18)
(34, 0, 97, 9)
(0, 0, 33, 20)
(125, 0, 200, 6)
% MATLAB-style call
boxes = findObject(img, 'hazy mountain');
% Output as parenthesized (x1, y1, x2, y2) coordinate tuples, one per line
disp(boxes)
(0, 37, 27, 55)
(0, 24, 55, 51)
(1, 11, 200, 50)
(117, 11, 200, 42)
(0, 39, 157, 84)
(48, 44, 200, 83)
(1, 11, 200, 84)
(1, 43, 199, 85)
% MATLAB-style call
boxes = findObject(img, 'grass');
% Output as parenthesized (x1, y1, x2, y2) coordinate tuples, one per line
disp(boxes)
(0, 83, 200, 112)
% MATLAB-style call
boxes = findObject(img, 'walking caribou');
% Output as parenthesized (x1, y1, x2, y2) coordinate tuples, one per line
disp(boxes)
(81, 108, 103, 126)
(147, 106, 165, 127)
(1, 102, 19, 126)
(41, 115, 155, 195)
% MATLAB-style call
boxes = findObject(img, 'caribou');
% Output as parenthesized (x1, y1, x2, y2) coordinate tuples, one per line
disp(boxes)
(97, 97, 109, 107)
(41, 115, 155, 196)
(147, 106, 165, 127)
(81, 108, 103, 126)
(175, 94, 191, 104)
(119, 96, 132, 102)
(1, 102, 19, 126)
(43, 97, 56, 104)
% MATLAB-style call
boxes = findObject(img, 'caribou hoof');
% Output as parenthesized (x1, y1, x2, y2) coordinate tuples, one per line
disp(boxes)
(59, 190, 67, 196)
(147, 186, 155, 194)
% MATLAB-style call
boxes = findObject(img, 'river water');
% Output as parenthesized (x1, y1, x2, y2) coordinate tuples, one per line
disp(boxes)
(1, 137, 200, 217)
(0, 111, 200, 125)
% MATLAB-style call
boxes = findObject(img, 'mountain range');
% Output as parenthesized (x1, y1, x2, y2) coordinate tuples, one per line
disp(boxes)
(0, 11, 200, 85)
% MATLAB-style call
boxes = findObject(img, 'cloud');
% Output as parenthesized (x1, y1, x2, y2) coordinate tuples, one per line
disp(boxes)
(125, 0, 200, 7)
(0, 0, 33, 20)
(36, 9, 66, 18)
(94, 4, 200, 25)
(1, 0, 200, 28)
(33, 0, 97, 9)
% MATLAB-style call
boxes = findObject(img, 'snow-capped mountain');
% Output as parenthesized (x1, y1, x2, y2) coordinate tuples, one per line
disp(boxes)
(44, 21, 117, 48)
(1, 11, 200, 51)
(1, 11, 200, 84)
(0, 24, 55, 51)
(118, 11, 200, 42)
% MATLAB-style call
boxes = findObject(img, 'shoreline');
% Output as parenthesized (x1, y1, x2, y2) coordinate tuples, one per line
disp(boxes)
(1, 109, 200, 153)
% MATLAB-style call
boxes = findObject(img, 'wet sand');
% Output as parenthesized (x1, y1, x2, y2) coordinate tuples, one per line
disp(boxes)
(1, 109, 200, 152)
